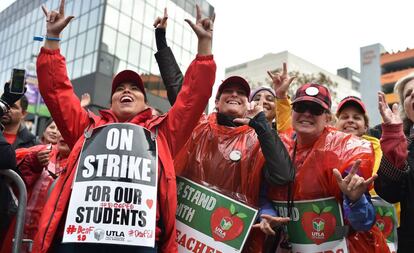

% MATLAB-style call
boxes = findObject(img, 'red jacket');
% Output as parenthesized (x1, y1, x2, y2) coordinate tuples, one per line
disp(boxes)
(32, 47, 216, 253)
(1, 145, 68, 253)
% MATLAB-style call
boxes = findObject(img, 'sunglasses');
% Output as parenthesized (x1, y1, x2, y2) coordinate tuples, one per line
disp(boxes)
(293, 102, 326, 116)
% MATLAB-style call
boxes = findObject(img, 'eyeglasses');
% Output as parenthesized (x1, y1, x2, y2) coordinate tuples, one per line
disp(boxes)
(292, 102, 326, 116)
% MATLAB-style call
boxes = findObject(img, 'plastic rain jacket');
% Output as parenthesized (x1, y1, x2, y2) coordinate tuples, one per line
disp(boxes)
(1, 145, 68, 253)
(268, 127, 389, 253)
(174, 112, 267, 253)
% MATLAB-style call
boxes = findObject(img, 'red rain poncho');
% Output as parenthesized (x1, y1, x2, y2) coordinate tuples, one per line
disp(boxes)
(1, 145, 68, 253)
(269, 127, 389, 253)
(174, 113, 266, 253)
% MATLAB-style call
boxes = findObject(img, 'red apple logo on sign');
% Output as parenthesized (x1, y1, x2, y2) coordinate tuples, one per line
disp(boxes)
(210, 204, 247, 242)
(301, 204, 336, 245)
(375, 207, 394, 239)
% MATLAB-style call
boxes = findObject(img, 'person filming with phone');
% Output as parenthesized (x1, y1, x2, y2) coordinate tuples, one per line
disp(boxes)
(1, 69, 38, 149)
(0, 74, 30, 245)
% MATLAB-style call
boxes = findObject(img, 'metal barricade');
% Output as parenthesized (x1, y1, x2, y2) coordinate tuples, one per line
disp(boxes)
(0, 169, 28, 253)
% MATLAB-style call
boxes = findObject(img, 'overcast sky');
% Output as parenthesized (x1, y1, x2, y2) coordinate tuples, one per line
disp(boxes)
(1, 0, 413, 83)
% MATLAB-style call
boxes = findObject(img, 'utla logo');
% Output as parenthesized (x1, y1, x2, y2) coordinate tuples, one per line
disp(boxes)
(301, 204, 336, 245)
(210, 204, 247, 242)
(375, 207, 394, 239)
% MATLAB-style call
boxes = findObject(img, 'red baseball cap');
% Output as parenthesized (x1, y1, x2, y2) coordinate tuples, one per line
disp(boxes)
(111, 70, 146, 100)
(216, 76, 251, 99)
(336, 96, 366, 114)
(292, 83, 331, 110)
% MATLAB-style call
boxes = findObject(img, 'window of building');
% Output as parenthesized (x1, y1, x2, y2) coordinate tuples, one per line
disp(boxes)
(120, 0, 133, 16)
(69, 17, 79, 38)
(102, 26, 117, 55)
(144, 4, 155, 28)
(131, 20, 143, 40)
(75, 32, 86, 59)
(105, 5, 119, 29)
(85, 28, 97, 55)
(116, 33, 129, 61)
(91, 0, 102, 9)
(82, 53, 94, 76)
(133, 0, 145, 23)
(81, 0, 90, 15)
(119, 14, 131, 35)
(139, 45, 152, 72)
(128, 39, 141, 66)
(142, 26, 153, 48)
(107, 0, 121, 9)
(66, 37, 76, 62)
(73, 58, 83, 79)
(78, 13, 89, 34)
(88, 7, 100, 29)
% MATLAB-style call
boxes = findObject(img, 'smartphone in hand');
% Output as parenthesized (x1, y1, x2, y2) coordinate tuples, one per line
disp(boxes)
(10, 68, 26, 94)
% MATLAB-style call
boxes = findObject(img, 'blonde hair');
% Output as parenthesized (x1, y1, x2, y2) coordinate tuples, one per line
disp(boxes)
(394, 72, 414, 134)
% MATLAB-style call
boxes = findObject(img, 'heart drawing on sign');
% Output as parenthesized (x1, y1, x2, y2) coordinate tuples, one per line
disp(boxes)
(146, 199, 153, 209)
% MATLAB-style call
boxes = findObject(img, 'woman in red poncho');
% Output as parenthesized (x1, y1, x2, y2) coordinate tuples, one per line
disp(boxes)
(1, 130, 70, 253)
(267, 83, 389, 253)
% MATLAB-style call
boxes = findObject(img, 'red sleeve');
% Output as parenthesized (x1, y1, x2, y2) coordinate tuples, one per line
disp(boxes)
(36, 47, 90, 148)
(381, 123, 408, 169)
(161, 55, 216, 156)
(17, 146, 46, 189)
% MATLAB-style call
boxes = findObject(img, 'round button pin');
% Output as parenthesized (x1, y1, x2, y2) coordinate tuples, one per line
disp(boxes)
(229, 150, 242, 162)
(305, 86, 319, 96)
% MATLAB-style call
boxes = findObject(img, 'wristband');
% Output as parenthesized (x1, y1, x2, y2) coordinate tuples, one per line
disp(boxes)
(46, 36, 61, 41)
(33, 36, 61, 42)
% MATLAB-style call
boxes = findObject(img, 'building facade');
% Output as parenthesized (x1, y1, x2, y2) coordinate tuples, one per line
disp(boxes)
(0, 0, 214, 131)
(380, 48, 414, 104)
(360, 44, 414, 125)
(225, 51, 360, 109)
(337, 67, 360, 91)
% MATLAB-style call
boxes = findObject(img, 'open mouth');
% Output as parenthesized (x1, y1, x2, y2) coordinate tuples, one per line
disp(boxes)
(344, 126, 357, 131)
(226, 100, 240, 105)
(120, 95, 133, 103)
(298, 120, 313, 126)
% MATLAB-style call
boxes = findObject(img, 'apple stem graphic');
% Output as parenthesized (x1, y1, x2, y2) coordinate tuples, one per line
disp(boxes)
(229, 204, 247, 219)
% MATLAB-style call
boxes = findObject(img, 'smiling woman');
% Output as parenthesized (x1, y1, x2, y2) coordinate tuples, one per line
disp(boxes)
(32, 1, 216, 252)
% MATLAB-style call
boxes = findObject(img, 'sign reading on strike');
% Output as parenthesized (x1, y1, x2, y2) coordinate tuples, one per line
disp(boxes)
(63, 123, 158, 247)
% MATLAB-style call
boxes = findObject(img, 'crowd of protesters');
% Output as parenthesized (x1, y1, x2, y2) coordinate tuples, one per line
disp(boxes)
(0, 1, 413, 253)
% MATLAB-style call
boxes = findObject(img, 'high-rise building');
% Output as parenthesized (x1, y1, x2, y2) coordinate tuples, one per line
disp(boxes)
(0, 0, 214, 130)
(225, 51, 360, 109)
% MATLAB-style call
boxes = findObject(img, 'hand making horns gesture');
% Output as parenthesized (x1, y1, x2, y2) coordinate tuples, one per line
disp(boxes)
(41, 0, 74, 38)
(267, 62, 296, 99)
(333, 160, 377, 202)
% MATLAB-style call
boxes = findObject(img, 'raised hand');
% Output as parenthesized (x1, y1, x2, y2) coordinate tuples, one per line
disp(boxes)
(233, 99, 264, 125)
(252, 214, 290, 236)
(36, 148, 51, 168)
(185, 5, 215, 55)
(153, 8, 168, 29)
(80, 93, 91, 108)
(41, 0, 74, 37)
(333, 160, 377, 202)
(1, 82, 26, 107)
(378, 91, 402, 124)
(267, 62, 296, 99)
